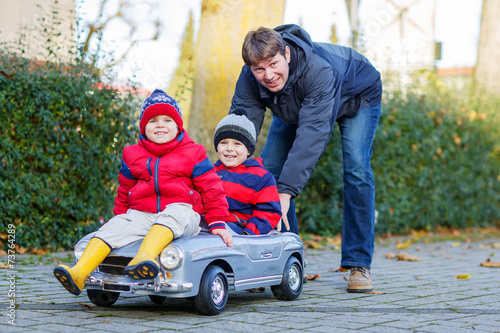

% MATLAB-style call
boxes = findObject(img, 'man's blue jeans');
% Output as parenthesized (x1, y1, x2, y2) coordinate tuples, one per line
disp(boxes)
(260, 103, 381, 269)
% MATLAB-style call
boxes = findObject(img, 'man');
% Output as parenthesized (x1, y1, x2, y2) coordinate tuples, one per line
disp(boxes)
(229, 24, 382, 293)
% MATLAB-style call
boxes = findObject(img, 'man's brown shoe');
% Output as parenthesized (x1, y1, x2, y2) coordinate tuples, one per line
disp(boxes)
(347, 267, 373, 293)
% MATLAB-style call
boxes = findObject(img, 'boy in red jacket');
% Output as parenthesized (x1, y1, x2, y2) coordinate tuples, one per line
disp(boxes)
(213, 109, 281, 235)
(54, 89, 231, 296)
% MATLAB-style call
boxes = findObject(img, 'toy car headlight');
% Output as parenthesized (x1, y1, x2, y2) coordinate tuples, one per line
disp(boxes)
(160, 245, 183, 270)
(74, 240, 89, 261)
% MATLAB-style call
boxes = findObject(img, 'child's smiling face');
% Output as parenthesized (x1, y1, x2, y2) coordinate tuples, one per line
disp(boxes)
(145, 115, 178, 144)
(217, 138, 249, 168)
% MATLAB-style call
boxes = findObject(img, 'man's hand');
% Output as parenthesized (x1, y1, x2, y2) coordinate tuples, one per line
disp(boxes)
(211, 227, 233, 247)
(277, 193, 291, 232)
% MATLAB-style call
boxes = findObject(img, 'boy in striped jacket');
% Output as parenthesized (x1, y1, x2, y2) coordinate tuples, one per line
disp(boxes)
(213, 109, 281, 235)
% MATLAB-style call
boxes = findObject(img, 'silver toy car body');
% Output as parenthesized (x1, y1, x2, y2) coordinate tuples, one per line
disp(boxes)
(74, 226, 305, 315)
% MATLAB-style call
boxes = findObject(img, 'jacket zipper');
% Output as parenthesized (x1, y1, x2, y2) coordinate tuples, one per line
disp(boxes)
(154, 157, 161, 212)
(146, 157, 153, 175)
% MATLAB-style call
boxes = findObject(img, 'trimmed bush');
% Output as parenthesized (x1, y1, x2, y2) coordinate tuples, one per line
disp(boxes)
(0, 54, 139, 250)
(297, 71, 500, 235)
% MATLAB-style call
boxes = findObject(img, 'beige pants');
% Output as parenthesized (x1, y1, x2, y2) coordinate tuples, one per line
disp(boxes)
(94, 203, 201, 249)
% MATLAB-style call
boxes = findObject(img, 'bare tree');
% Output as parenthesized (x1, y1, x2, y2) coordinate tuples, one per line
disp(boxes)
(475, 0, 500, 93)
(77, 0, 161, 73)
(188, 0, 286, 158)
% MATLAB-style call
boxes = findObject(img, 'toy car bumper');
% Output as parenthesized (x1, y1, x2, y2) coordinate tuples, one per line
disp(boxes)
(85, 272, 193, 295)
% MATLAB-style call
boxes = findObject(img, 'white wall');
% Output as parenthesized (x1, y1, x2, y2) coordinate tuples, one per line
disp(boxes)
(0, 0, 76, 61)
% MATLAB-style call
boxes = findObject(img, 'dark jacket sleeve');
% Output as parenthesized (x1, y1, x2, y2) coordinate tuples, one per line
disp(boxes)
(278, 65, 342, 197)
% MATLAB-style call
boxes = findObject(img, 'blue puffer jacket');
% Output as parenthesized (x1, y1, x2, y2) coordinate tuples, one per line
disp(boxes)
(230, 24, 382, 197)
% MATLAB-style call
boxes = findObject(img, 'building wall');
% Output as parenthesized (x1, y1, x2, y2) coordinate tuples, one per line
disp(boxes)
(358, 0, 437, 87)
(0, 0, 76, 61)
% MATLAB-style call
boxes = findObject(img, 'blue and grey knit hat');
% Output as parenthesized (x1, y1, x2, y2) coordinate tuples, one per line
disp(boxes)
(214, 108, 257, 155)
(139, 89, 183, 135)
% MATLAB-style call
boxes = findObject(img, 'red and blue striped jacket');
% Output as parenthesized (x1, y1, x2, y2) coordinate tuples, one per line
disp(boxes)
(214, 157, 281, 235)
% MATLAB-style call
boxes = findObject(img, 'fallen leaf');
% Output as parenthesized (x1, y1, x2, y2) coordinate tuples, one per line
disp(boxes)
(384, 252, 396, 259)
(480, 258, 500, 268)
(15, 244, 29, 254)
(492, 243, 500, 249)
(329, 266, 349, 272)
(304, 240, 323, 249)
(307, 274, 321, 281)
(0, 233, 7, 240)
(396, 239, 411, 249)
(31, 248, 47, 255)
(77, 302, 95, 308)
(395, 253, 423, 261)
(343, 276, 349, 281)
(246, 287, 265, 293)
(326, 236, 342, 245)
(0, 262, 10, 269)
(311, 234, 323, 241)
(478, 244, 491, 249)
(366, 291, 386, 295)
(452, 242, 461, 247)
(414, 276, 421, 280)
(455, 274, 471, 279)
(0, 250, 6, 256)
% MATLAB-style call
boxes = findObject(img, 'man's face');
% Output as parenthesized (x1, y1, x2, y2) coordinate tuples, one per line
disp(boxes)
(250, 46, 290, 93)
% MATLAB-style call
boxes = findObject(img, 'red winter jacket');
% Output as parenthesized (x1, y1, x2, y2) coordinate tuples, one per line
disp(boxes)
(114, 130, 228, 231)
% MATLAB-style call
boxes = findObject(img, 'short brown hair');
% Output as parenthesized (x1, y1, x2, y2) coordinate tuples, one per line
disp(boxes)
(242, 27, 287, 67)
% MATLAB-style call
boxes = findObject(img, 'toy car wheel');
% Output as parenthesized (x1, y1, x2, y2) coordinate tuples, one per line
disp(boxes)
(271, 256, 303, 301)
(87, 289, 120, 307)
(149, 295, 166, 305)
(192, 265, 228, 315)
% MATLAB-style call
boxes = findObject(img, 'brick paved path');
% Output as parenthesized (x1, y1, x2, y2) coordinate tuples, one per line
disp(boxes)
(2, 237, 500, 332)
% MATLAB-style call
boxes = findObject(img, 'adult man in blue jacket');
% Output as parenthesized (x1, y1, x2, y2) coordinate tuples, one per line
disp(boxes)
(230, 24, 382, 293)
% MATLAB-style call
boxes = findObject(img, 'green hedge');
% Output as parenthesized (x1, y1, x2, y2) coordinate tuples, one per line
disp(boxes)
(2, 51, 499, 249)
(297, 71, 500, 235)
(0, 54, 139, 250)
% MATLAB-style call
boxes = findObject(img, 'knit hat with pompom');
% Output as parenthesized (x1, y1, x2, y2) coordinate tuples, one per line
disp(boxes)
(139, 89, 183, 135)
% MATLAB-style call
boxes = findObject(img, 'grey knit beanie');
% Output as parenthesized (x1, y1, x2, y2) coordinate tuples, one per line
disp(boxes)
(214, 108, 257, 155)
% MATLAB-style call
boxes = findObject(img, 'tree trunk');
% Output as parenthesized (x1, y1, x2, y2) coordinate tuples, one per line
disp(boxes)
(475, 0, 500, 93)
(188, 0, 286, 159)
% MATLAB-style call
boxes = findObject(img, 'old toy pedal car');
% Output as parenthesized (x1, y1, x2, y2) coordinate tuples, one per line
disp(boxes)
(74, 226, 305, 315)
